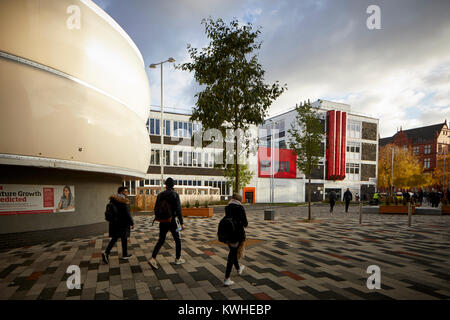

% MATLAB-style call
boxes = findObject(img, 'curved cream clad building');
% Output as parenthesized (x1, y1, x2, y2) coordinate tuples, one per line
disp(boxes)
(0, 0, 151, 246)
(0, 0, 150, 176)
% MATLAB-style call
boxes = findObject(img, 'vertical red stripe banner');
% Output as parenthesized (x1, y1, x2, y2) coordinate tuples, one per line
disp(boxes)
(327, 110, 335, 179)
(335, 111, 341, 179)
(341, 112, 347, 178)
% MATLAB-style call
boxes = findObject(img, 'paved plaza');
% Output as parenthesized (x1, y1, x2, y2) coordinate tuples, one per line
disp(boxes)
(0, 204, 449, 300)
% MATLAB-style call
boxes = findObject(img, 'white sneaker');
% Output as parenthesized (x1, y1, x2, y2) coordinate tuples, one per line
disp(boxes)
(238, 265, 245, 275)
(224, 278, 234, 286)
(148, 258, 159, 270)
(175, 258, 186, 265)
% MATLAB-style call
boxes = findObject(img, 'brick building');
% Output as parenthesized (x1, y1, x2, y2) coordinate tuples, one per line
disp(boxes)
(379, 121, 450, 172)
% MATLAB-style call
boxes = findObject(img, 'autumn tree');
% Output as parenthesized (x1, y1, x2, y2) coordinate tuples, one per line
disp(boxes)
(378, 144, 432, 192)
(178, 18, 286, 194)
(431, 152, 450, 189)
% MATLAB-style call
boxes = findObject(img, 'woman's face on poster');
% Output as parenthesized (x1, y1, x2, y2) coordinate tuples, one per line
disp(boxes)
(64, 187, 70, 198)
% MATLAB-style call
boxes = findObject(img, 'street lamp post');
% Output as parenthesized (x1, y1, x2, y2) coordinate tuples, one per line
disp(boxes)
(269, 120, 279, 204)
(149, 57, 175, 192)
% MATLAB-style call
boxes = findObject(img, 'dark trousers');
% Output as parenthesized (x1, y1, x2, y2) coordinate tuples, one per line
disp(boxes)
(105, 235, 128, 256)
(152, 222, 181, 259)
(345, 200, 350, 212)
(330, 200, 335, 212)
(225, 243, 240, 278)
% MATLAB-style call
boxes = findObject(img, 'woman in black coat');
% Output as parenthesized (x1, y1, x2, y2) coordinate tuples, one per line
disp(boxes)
(223, 193, 248, 286)
(102, 187, 134, 264)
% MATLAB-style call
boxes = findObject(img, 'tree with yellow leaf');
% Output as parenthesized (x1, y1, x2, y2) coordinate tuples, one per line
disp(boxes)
(431, 152, 450, 189)
(378, 144, 431, 192)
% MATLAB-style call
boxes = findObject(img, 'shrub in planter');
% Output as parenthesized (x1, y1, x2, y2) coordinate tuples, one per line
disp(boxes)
(204, 201, 208, 208)
(194, 200, 200, 208)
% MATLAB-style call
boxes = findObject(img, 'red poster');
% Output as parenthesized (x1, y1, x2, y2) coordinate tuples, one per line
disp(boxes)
(43, 188, 54, 208)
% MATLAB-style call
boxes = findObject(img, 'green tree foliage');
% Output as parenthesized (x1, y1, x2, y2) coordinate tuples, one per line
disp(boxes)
(178, 18, 286, 193)
(224, 163, 253, 193)
(288, 101, 324, 220)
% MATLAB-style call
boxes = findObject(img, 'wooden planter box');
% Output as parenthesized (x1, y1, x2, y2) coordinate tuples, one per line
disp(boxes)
(379, 205, 415, 214)
(182, 207, 214, 217)
(442, 205, 450, 215)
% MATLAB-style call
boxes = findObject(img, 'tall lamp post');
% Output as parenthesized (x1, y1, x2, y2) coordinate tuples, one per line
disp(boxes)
(269, 120, 279, 204)
(149, 57, 175, 192)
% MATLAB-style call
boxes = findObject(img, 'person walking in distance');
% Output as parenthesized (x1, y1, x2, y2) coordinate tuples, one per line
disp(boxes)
(149, 178, 185, 269)
(343, 188, 353, 213)
(220, 193, 248, 286)
(329, 190, 337, 214)
(102, 186, 134, 264)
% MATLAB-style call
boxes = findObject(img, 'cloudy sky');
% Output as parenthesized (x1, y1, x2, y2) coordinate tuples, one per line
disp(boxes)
(93, 0, 450, 138)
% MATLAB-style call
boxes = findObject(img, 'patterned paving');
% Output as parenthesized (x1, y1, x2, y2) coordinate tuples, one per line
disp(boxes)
(0, 205, 449, 300)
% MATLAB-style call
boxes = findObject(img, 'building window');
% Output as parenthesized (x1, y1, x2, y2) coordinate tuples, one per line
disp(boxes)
(164, 120, 171, 136)
(438, 144, 443, 154)
(183, 122, 188, 138)
(178, 151, 183, 166)
(347, 121, 361, 139)
(197, 152, 202, 167)
(165, 150, 170, 166)
(183, 151, 188, 167)
(278, 161, 289, 172)
(346, 142, 361, 160)
(413, 146, 420, 155)
(174, 121, 178, 137)
(150, 149, 160, 165)
(424, 145, 431, 154)
(150, 119, 155, 134)
(424, 158, 431, 169)
(345, 163, 360, 181)
(260, 160, 271, 172)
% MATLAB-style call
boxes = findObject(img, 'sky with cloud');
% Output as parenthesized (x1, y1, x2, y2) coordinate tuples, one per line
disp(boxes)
(92, 0, 450, 138)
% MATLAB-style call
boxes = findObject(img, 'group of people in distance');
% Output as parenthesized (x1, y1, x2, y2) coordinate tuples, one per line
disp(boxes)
(101, 177, 247, 287)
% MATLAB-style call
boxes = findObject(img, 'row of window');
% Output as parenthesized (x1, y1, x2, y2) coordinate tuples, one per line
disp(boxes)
(260, 161, 290, 173)
(147, 118, 202, 138)
(150, 149, 215, 168)
(125, 179, 231, 196)
(413, 145, 432, 155)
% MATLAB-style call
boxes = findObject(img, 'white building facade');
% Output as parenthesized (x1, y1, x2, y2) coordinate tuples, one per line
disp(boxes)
(244, 100, 379, 203)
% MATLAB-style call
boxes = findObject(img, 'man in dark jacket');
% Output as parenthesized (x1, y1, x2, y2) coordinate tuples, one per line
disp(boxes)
(149, 178, 184, 269)
(329, 191, 337, 214)
(343, 188, 352, 213)
(223, 193, 248, 286)
(102, 186, 134, 264)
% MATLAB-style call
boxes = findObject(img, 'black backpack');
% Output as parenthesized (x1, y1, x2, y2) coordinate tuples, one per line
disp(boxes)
(105, 202, 118, 222)
(154, 193, 173, 223)
(218, 216, 237, 243)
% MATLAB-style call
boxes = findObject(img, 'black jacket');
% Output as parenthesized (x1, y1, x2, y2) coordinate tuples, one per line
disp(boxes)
(343, 190, 353, 202)
(329, 191, 337, 202)
(155, 188, 183, 226)
(108, 195, 134, 238)
(224, 201, 248, 242)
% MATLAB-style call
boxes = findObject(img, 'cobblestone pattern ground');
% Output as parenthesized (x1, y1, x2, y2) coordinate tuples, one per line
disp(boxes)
(0, 205, 449, 300)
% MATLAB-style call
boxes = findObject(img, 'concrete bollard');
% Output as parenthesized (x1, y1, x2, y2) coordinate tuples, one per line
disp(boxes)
(264, 209, 275, 220)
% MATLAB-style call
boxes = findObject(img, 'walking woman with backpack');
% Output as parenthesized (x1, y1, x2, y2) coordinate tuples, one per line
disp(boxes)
(219, 193, 248, 286)
(148, 178, 185, 269)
